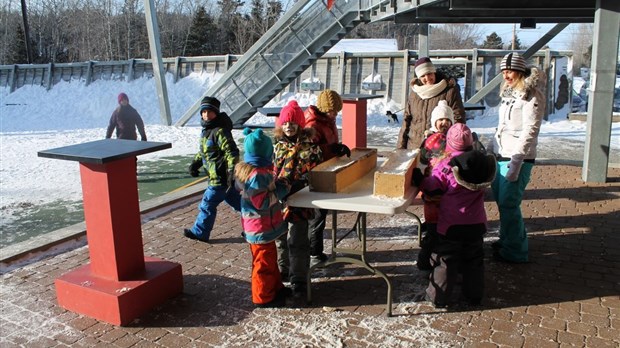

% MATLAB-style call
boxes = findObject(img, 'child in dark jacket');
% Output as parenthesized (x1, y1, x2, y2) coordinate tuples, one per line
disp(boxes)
(304, 89, 350, 265)
(415, 123, 496, 308)
(273, 100, 323, 297)
(236, 128, 292, 308)
(183, 96, 241, 242)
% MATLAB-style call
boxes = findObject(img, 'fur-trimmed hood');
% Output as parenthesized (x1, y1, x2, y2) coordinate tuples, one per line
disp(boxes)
(502, 66, 546, 99)
(273, 127, 316, 142)
(449, 150, 497, 191)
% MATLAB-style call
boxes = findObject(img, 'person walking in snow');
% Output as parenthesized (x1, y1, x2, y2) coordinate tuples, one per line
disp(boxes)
(106, 92, 147, 141)
(183, 96, 241, 243)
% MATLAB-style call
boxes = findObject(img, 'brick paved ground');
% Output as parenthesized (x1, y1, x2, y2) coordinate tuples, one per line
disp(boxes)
(1, 164, 619, 347)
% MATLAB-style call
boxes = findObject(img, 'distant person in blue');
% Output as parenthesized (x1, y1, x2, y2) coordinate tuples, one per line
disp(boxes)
(184, 96, 241, 243)
(490, 52, 546, 263)
(105, 93, 147, 141)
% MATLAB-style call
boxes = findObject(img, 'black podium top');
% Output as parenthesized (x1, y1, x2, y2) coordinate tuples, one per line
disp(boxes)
(38, 139, 172, 164)
(341, 94, 384, 101)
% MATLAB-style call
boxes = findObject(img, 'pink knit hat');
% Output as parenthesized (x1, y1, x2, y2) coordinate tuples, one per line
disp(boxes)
(118, 92, 128, 104)
(446, 123, 473, 152)
(277, 100, 306, 128)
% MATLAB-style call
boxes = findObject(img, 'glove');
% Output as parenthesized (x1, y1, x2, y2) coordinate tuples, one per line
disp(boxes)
(188, 159, 202, 177)
(226, 169, 235, 188)
(505, 156, 523, 182)
(330, 143, 351, 157)
(290, 179, 307, 194)
(141, 136, 147, 141)
(411, 167, 425, 187)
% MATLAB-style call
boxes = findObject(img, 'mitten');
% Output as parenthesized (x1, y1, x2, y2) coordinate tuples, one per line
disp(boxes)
(188, 159, 202, 177)
(505, 156, 523, 182)
(330, 143, 351, 157)
(411, 167, 425, 187)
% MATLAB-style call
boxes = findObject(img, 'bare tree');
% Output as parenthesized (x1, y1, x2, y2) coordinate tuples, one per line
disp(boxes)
(568, 23, 593, 75)
(430, 24, 482, 50)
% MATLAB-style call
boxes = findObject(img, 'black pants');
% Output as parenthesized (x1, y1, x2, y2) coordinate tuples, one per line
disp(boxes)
(426, 224, 486, 306)
(308, 208, 327, 256)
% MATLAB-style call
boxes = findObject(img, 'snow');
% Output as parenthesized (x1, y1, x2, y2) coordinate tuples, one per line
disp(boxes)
(327, 39, 398, 53)
(1, 65, 619, 232)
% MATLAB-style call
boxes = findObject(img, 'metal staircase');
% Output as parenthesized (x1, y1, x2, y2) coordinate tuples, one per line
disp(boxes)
(175, 0, 403, 127)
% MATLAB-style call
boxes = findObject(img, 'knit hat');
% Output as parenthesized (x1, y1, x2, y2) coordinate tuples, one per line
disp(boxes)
(429, 100, 454, 132)
(277, 100, 306, 128)
(446, 123, 473, 152)
(243, 128, 273, 161)
(200, 96, 220, 113)
(414, 57, 436, 77)
(118, 93, 128, 104)
(500, 52, 527, 73)
(316, 89, 343, 113)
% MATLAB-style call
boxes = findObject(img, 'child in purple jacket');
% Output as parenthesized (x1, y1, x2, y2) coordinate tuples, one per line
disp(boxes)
(414, 123, 496, 308)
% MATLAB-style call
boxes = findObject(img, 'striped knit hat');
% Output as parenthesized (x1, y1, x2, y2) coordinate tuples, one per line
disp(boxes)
(500, 52, 527, 73)
(414, 57, 436, 77)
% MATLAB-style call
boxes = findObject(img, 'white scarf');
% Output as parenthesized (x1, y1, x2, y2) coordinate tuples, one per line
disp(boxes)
(412, 79, 448, 100)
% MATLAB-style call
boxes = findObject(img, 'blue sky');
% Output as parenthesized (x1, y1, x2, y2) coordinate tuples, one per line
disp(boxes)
(478, 23, 576, 51)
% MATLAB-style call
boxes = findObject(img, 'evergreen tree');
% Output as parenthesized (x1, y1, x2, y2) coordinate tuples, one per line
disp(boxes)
(481, 32, 503, 49)
(217, 0, 244, 54)
(185, 6, 218, 56)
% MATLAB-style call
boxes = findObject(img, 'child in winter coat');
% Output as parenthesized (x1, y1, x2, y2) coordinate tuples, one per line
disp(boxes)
(236, 128, 292, 308)
(414, 123, 496, 308)
(304, 89, 351, 265)
(184, 96, 241, 242)
(273, 100, 323, 298)
(415, 100, 453, 270)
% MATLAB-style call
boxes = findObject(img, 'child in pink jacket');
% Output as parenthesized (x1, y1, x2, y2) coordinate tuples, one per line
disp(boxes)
(415, 123, 496, 308)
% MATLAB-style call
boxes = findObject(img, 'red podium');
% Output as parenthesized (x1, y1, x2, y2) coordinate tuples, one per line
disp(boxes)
(341, 94, 383, 149)
(38, 139, 183, 326)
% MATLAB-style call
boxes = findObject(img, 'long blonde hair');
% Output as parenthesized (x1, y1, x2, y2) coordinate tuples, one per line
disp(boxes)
(500, 70, 527, 94)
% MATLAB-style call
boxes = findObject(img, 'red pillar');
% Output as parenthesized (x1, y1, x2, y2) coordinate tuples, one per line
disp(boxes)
(54, 154, 182, 326)
(80, 158, 145, 280)
(341, 99, 367, 149)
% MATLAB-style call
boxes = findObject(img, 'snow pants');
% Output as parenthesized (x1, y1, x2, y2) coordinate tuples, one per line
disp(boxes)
(426, 224, 485, 306)
(492, 161, 533, 263)
(191, 185, 241, 241)
(250, 242, 284, 305)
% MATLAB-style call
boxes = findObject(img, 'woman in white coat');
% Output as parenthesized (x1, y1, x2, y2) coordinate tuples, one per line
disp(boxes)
(491, 52, 546, 263)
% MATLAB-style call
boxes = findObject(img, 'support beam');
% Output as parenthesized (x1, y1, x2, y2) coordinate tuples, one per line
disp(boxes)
(144, 0, 172, 126)
(582, 0, 619, 182)
(466, 23, 569, 104)
(418, 24, 429, 58)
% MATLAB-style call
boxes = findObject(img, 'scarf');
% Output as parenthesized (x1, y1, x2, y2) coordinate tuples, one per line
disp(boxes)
(412, 79, 448, 100)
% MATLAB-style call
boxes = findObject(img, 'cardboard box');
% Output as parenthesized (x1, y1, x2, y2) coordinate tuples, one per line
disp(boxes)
(309, 148, 377, 193)
(373, 149, 419, 198)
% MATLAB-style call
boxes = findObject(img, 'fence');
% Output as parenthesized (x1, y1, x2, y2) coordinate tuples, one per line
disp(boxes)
(0, 49, 574, 116)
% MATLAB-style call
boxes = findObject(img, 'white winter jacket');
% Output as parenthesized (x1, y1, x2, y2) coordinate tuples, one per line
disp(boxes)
(493, 67, 546, 161)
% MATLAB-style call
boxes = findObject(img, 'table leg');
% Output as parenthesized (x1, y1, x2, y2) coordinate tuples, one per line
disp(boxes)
(306, 211, 394, 316)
